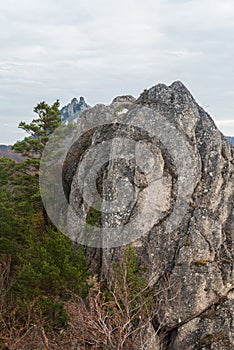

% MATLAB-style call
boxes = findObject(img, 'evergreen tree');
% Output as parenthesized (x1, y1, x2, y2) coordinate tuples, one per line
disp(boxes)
(0, 101, 89, 329)
(11, 100, 62, 224)
(12, 100, 61, 166)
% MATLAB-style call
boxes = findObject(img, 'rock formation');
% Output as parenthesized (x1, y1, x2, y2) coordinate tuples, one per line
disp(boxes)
(62, 82, 233, 349)
(60, 96, 90, 123)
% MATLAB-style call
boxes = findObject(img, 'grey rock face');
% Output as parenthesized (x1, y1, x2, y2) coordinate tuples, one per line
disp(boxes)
(64, 83, 234, 349)
(172, 295, 234, 349)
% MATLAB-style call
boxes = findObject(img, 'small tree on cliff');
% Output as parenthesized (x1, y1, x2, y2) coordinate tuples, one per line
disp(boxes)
(11, 100, 62, 224)
(12, 100, 61, 166)
(0, 101, 90, 338)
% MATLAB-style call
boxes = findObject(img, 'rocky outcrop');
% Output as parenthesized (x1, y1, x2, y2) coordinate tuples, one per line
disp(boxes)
(60, 96, 90, 123)
(63, 82, 233, 349)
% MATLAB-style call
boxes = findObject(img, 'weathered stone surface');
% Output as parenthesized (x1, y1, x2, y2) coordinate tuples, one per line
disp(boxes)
(171, 293, 234, 349)
(65, 81, 234, 349)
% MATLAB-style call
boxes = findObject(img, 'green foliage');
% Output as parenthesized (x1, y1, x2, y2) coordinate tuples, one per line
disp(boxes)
(184, 237, 191, 246)
(12, 100, 61, 163)
(0, 101, 90, 329)
(15, 229, 89, 299)
(86, 207, 102, 226)
(113, 245, 147, 293)
(0, 158, 25, 259)
(195, 259, 208, 266)
(109, 245, 154, 315)
(14, 296, 69, 328)
(35, 297, 68, 327)
(0, 156, 89, 300)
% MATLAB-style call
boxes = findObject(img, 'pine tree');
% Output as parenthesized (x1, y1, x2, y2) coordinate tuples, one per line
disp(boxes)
(0, 101, 90, 330)
(12, 100, 61, 166)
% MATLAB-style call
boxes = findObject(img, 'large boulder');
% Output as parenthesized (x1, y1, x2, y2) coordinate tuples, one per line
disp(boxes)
(63, 81, 234, 349)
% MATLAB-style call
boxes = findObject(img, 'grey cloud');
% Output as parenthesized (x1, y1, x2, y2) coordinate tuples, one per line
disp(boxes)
(0, 0, 234, 143)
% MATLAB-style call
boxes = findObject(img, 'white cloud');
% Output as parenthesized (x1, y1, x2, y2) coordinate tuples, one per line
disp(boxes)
(0, 0, 234, 143)
(216, 120, 234, 136)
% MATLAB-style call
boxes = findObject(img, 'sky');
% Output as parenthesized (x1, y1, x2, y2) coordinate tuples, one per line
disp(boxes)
(0, 0, 234, 144)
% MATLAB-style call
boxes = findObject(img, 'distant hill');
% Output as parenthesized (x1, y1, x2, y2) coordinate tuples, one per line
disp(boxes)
(0, 145, 26, 162)
(227, 136, 234, 146)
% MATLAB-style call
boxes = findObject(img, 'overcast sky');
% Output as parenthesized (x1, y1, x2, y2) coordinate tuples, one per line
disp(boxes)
(0, 0, 234, 144)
